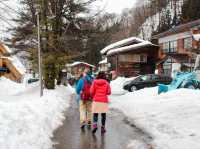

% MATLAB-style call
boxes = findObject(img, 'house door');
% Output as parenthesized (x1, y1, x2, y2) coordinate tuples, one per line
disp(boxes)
(163, 58, 172, 76)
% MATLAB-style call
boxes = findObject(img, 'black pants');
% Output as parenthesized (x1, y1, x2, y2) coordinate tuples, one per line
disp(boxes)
(93, 113, 106, 126)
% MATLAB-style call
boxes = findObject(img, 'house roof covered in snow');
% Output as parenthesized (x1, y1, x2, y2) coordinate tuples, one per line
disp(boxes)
(100, 37, 146, 55)
(100, 37, 157, 56)
(0, 43, 26, 75)
(153, 19, 200, 39)
(66, 61, 95, 68)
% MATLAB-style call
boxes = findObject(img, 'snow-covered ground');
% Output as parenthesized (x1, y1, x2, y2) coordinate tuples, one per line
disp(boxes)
(110, 78, 200, 149)
(0, 77, 74, 149)
(110, 77, 136, 95)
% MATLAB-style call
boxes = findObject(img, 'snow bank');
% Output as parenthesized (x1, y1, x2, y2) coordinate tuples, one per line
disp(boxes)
(110, 77, 135, 95)
(111, 88, 200, 149)
(0, 77, 25, 96)
(0, 78, 74, 149)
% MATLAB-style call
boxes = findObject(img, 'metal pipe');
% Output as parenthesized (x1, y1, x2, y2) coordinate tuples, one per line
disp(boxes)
(37, 12, 43, 97)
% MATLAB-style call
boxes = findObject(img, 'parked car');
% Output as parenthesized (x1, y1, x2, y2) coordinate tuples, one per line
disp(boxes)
(123, 74, 172, 92)
(28, 78, 39, 84)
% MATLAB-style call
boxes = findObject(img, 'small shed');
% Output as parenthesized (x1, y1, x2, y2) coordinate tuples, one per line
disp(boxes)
(66, 61, 96, 79)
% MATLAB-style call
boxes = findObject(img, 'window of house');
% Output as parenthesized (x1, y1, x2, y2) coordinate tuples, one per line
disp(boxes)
(162, 41, 177, 53)
(163, 42, 170, 53)
(140, 54, 147, 62)
(184, 37, 192, 49)
(119, 54, 147, 63)
(119, 54, 135, 62)
(170, 40, 177, 52)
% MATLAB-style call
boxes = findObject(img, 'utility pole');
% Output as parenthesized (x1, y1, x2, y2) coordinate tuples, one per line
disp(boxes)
(36, 7, 43, 97)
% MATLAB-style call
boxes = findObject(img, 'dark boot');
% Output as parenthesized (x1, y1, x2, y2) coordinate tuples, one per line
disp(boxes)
(80, 122, 86, 130)
(92, 123, 98, 134)
(101, 126, 106, 134)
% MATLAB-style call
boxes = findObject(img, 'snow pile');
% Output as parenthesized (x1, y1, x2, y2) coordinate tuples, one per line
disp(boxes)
(111, 88, 200, 149)
(110, 77, 135, 95)
(0, 78, 74, 149)
(0, 77, 25, 96)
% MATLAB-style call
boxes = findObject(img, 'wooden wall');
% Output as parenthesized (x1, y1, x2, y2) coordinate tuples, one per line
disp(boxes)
(0, 44, 23, 82)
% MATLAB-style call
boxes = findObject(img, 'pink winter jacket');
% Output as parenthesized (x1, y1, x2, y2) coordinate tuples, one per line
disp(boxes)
(90, 79, 111, 103)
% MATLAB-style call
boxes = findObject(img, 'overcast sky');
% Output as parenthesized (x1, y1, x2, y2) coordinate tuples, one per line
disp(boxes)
(0, 0, 137, 39)
(92, 0, 137, 14)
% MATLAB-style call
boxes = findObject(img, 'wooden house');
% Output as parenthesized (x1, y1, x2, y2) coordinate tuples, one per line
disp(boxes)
(66, 61, 96, 79)
(0, 43, 25, 82)
(100, 37, 158, 77)
(152, 19, 200, 76)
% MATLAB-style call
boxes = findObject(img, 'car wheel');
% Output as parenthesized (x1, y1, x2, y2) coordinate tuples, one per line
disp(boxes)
(130, 85, 137, 92)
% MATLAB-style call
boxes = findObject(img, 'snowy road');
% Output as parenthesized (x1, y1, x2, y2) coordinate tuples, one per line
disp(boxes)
(53, 97, 153, 149)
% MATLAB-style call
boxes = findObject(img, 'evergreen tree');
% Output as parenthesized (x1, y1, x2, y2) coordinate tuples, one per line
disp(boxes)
(9, 0, 98, 89)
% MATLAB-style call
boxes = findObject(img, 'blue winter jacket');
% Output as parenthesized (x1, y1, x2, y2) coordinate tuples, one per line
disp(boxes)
(76, 74, 93, 95)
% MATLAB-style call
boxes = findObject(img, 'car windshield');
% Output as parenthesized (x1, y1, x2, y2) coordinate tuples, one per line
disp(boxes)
(136, 75, 150, 81)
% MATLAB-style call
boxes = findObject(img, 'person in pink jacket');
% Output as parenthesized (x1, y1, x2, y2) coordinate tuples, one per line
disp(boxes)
(90, 71, 111, 134)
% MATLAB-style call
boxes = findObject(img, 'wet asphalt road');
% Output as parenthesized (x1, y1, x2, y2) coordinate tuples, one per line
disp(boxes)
(53, 96, 153, 149)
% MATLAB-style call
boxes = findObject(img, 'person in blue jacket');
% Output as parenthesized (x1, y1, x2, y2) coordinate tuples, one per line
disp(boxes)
(76, 68, 93, 129)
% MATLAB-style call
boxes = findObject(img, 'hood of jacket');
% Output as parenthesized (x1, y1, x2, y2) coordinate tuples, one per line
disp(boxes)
(94, 79, 108, 87)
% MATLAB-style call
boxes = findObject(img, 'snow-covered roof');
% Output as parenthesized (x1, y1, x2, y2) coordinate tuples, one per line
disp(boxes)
(99, 58, 107, 64)
(1, 44, 26, 75)
(2, 44, 12, 53)
(100, 37, 145, 55)
(193, 34, 200, 41)
(107, 40, 156, 56)
(66, 61, 95, 68)
(1, 56, 26, 75)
